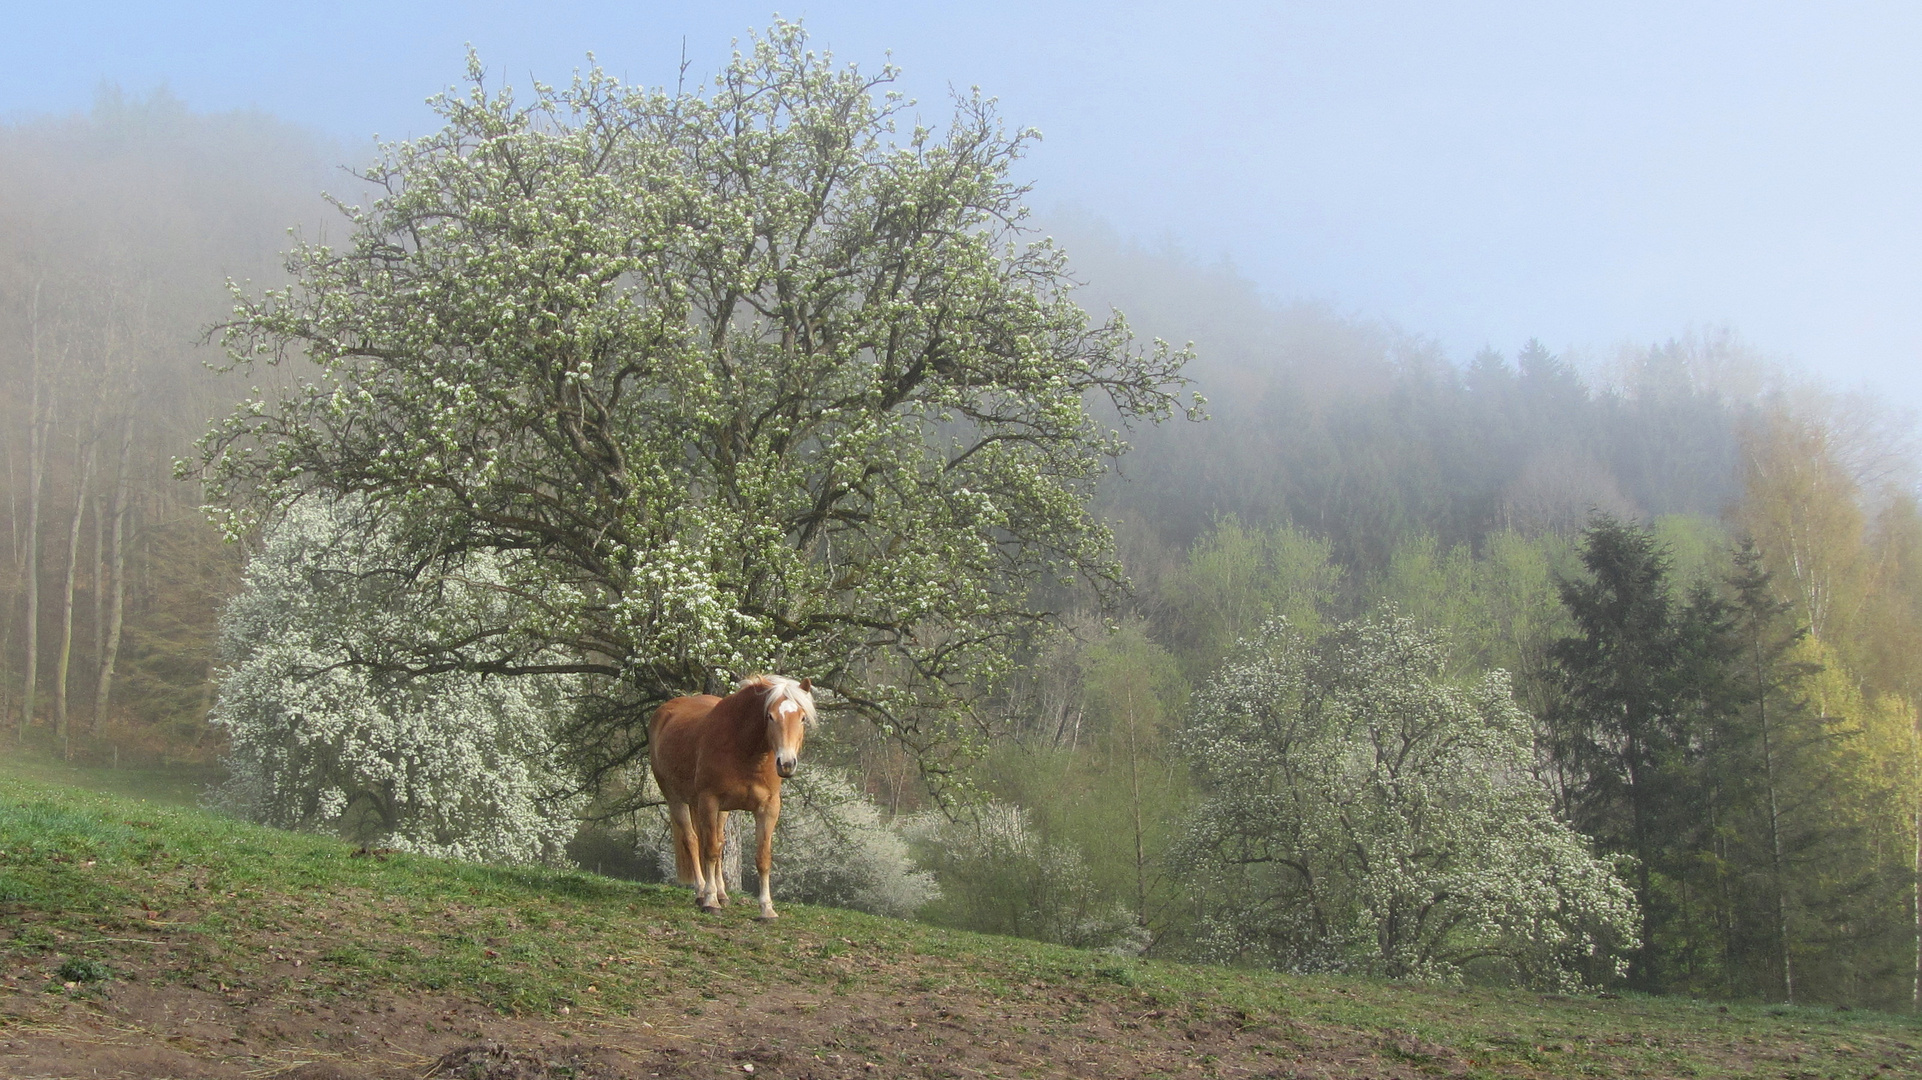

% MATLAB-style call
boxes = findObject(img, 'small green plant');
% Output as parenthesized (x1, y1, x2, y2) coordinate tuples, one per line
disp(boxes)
(57, 957, 111, 983)
(0, 872, 30, 902)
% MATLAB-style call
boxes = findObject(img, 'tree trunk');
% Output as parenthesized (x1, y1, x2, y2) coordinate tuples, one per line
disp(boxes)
(0, 419, 21, 732)
(1125, 681, 1148, 928)
(54, 436, 95, 758)
(21, 283, 48, 739)
(90, 486, 103, 696)
(1625, 725, 1659, 990)
(1912, 714, 1920, 1013)
(1755, 639, 1795, 1005)
(1708, 779, 1738, 998)
(5, 413, 17, 570)
(91, 415, 133, 737)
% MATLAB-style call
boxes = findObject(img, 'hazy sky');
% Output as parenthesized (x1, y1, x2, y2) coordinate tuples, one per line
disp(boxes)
(8, 2, 1921, 410)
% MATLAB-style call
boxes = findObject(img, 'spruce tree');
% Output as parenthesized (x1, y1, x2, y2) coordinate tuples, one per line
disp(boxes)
(1549, 514, 1733, 990)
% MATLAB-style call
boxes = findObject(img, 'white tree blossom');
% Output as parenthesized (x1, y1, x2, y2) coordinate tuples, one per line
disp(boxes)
(210, 497, 585, 864)
(1173, 615, 1638, 989)
(194, 22, 1196, 800)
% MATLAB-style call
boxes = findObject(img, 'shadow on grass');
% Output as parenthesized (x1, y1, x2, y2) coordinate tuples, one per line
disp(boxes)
(452, 861, 676, 903)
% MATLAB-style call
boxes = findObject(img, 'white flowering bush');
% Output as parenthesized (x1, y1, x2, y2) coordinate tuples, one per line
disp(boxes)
(616, 766, 935, 918)
(913, 801, 1149, 954)
(210, 497, 585, 864)
(763, 769, 941, 918)
(1172, 615, 1638, 989)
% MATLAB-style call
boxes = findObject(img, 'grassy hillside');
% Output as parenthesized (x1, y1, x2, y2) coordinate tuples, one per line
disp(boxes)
(1, 767, 1919, 1079)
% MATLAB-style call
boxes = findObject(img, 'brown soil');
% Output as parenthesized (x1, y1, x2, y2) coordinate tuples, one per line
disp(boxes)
(0, 969, 1431, 1080)
(5, 883, 1918, 1080)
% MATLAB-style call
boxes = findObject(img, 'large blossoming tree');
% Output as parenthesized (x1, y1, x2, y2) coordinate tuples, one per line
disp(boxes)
(194, 24, 1192, 800)
(1173, 615, 1639, 989)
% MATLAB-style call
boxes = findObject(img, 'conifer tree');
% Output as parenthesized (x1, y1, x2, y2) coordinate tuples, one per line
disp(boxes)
(1548, 514, 1733, 990)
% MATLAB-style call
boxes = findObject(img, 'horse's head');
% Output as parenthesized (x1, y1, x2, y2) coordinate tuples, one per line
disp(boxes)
(760, 676, 816, 778)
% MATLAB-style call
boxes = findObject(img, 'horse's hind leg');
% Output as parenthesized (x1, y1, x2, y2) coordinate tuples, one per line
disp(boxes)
(695, 796, 726, 913)
(667, 801, 697, 884)
(669, 800, 711, 907)
(704, 801, 732, 908)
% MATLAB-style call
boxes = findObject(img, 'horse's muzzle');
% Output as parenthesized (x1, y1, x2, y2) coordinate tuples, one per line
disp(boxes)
(776, 756, 797, 778)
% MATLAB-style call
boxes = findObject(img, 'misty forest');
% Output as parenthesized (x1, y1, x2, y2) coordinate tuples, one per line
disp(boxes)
(7, 28, 1922, 1014)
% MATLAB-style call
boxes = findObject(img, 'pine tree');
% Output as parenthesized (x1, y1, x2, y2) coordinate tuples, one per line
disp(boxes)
(1548, 514, 1733, 990)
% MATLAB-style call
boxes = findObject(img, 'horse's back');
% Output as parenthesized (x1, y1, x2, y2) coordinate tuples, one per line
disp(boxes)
(650, 694, 721, 799)
(651, 694, 721, 741)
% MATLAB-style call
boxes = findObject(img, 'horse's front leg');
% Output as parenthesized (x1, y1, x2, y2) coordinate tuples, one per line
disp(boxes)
(699, 798, 729, 910)
(754, 793, 780, 921)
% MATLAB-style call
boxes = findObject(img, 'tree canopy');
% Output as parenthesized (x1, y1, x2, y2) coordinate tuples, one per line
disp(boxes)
(194, 24, 1193, 796)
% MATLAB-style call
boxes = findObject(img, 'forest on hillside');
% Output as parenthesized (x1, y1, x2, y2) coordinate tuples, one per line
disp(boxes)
(0, 91, 340, 763)
(4, 82, 1921, 1011)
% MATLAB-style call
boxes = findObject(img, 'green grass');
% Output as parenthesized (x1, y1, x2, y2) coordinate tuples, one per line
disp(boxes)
(0, 747, 222, 808)
(2, 760, 1921, 1078)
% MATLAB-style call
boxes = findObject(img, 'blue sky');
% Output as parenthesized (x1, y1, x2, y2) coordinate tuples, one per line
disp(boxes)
(7, 2, 1922, 411)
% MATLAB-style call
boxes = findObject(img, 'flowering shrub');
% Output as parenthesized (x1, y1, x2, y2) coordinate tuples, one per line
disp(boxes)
(210, 497, 584, 864)
(1172, 614, 1638, 989)
(765, 769, 941, 918)
(619, 765, 937, 919)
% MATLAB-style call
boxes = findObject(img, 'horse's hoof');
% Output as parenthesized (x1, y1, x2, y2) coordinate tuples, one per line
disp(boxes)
(699, 904, 723, 915)
(756, 913, 778, 923)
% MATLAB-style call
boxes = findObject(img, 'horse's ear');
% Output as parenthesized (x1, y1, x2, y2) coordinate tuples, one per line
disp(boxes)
(798, 677, 812, 692)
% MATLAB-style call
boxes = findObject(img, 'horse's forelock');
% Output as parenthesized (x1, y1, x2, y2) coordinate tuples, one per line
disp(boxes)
(742, 674, 818, 727)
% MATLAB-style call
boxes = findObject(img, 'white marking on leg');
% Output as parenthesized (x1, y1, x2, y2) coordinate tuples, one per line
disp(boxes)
(756, 797, 779, 919)
(707, 805, 729, 908)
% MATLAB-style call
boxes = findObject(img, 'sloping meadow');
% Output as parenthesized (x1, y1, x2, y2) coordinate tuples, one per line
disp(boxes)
(1, 769, 1918, 1079)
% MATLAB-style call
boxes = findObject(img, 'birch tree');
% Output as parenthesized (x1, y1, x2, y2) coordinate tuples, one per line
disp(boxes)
(89, 414, 132, 733)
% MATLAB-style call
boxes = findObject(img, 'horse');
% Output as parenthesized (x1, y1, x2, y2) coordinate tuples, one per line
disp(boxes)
(649, 674, 817, 919)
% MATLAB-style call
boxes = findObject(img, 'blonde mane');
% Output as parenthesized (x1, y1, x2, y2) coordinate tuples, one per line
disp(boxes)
(741, 674, 818, 726)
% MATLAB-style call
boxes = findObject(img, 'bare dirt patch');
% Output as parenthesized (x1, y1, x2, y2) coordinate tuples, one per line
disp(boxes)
(0, 965, 1407, 1080)
(13, 950, 1918, 1080)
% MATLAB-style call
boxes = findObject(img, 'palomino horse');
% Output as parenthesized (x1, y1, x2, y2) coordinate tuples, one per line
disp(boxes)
(649, 675, 816, 918)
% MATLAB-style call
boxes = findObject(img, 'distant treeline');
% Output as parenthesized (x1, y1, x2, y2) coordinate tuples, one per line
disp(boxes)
(0, 91, 339, 762)
(3, 97, 1919, 1009)
(939, 223, 1922, 1009)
